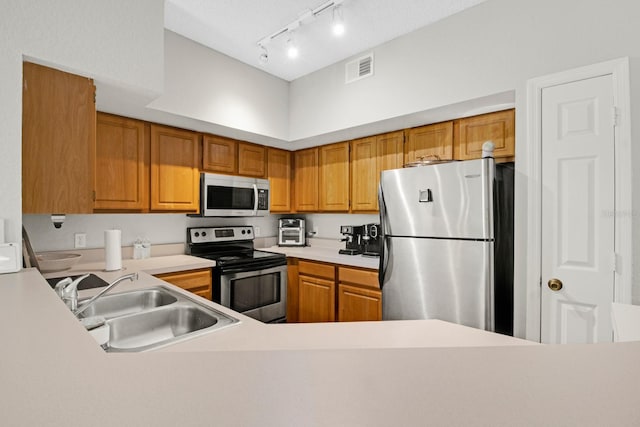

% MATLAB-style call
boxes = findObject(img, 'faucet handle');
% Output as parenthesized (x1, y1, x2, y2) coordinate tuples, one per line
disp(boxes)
(54, 277, 73, 298)
(55, 274, 89, 311)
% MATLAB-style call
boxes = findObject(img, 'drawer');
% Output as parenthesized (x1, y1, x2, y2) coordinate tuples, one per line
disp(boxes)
(298, 260, 335, 280)
(154, 268, 212, 300)
(338, 266, 379, 290)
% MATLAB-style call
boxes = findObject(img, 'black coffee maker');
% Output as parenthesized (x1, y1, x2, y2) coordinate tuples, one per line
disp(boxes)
(339, 225, 364, 255)
(362, 223, 381, 257)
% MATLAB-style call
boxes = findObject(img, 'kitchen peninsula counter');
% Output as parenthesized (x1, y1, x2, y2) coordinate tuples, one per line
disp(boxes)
(2, 268, 640, 425)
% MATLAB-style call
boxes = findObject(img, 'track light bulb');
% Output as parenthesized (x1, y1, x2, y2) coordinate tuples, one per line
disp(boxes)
(286, 35, 299, 59)
(332, 5, 345, 36)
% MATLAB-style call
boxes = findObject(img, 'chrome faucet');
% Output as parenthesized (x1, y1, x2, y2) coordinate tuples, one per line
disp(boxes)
(55, 274, 90, 311)
(73, 273, 138, 317)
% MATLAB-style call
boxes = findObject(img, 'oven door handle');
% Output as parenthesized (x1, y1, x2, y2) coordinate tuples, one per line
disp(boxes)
(252, 184, 258, 216)
(218, 261, 287, 275)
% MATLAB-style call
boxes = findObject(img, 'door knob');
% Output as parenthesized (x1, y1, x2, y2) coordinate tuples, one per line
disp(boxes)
(548, 278, 563, 291)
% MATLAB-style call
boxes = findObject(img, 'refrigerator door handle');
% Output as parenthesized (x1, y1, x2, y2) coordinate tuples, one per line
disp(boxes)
(378, 183, 389, 289)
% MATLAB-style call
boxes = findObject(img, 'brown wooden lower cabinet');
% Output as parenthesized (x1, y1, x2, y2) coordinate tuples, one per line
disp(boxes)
(337, 284, 382, 322)
(337, 266, 382, 322)
(154, 268, 212, 300)
(291, 258, 381, 323)
(299, 275, 336, 322)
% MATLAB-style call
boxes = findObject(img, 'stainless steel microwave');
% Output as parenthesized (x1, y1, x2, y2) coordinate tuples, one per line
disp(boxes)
(200, 173, 270, 217)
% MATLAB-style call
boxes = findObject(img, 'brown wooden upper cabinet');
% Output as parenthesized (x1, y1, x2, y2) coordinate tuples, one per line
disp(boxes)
(319, 142, 350, 212)
(455, 109, 515, 160)
(94, 113, 148, 211)
(150, 124, 200, 212)
(404, 121, 454, 165)
(294, 148, 319, 212)
(238, 142, 266, 178)
(267, 148, 291, 213)
(22, 62, 96, 214)
(202, 134, 237, 174)
(351, 131, 404, 212)
(350, 136, 378, 212)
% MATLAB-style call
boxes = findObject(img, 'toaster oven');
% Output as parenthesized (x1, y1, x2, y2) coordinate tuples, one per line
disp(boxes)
(278, 218, 306, 247)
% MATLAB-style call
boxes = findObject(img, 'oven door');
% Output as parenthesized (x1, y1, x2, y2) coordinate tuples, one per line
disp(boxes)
(219, 264, 287, 323)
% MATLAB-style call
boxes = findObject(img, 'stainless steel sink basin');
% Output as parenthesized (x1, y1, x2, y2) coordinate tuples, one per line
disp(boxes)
(78, 285, 240, 352)
(78, 287, 177, 319)
(107, 303, 236, 352)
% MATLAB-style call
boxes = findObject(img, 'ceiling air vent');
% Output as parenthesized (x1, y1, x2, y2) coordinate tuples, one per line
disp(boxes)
(345, 53, 374, 84)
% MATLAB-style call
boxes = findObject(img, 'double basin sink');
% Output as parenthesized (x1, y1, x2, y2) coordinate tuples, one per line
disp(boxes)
(78, 286, 239, 352)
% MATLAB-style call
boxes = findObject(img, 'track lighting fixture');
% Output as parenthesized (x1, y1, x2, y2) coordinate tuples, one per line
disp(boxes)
(258, 44, 268, 64)
(256, 0, 346, 62)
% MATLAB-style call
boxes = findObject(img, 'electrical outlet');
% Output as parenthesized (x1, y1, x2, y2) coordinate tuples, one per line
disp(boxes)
(74, 233, 87, 248)
(254, 226, 261, 237)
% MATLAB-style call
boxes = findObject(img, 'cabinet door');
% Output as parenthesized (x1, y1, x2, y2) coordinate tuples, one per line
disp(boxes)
(350, 137, 378, 212)
(94, 113, 148, 211)
(267, 148, 291, 212)
(377, 130, 404, 172)
(238, 142, 266, 177)
(150, 124, 200, 212)
(22, 62, 96, 214)
(298, 274, 335, 322)
(202, 135, 237, 174)
(405, 121, 453, 164)
(154, 268, 212, 300)
(294, 148, 319, 211)
(319, 142, 350, 212)
(455, 109, 515, 160)
(338, 284, 382, 322)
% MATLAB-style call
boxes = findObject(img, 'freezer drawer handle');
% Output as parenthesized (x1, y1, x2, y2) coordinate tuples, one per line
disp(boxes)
(419, 189, 433, 203)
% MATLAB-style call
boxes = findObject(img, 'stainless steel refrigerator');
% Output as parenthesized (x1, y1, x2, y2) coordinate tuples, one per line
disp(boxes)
(378, 158, 497, 331)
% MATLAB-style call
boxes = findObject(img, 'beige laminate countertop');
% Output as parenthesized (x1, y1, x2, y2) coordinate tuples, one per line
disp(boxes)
(2, 259, 640, 425)
(264, 243, 380, 269)
(41, 253, 216, 280)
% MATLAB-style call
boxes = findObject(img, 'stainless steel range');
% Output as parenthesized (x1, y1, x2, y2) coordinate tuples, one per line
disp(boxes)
(186, 226, 287, 323)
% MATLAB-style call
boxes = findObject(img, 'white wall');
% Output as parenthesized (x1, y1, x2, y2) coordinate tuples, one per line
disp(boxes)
(0, 0, 164, 245)
(23, 214, 281, 253)
(22, 212, 377, 252)
(304, 214, 379, 240)
(145, 31, 290, 144)
(289, 0, 640, 142)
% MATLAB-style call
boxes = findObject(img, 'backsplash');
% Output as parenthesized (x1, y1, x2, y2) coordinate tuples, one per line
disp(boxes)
(23, 214, 282, 252)
(23, 212, 380, 252)
(303, 214, 379, 240)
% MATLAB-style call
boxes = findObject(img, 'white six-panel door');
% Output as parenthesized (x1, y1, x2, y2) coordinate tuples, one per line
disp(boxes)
(540, 74, 615, 344)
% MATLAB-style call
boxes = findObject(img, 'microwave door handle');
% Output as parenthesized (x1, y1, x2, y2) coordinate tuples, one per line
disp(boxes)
(253, 184, 258, 215)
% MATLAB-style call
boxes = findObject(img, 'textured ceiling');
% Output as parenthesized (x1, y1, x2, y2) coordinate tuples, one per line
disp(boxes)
(165, 0, 487, 81)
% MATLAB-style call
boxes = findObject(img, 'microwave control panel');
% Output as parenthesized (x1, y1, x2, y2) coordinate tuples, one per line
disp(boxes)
(257, 189, 268, 210)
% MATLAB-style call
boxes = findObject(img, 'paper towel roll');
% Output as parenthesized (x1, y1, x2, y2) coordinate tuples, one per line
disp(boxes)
(104, 229, 122, 271)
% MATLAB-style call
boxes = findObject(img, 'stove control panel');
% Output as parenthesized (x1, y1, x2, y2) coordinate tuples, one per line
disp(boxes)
(188, 226, 254, 244)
